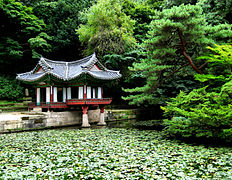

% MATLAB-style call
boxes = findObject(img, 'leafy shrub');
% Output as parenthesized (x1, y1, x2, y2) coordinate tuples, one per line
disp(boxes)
(0, 76, 24, 100)
(163, 44, 232, 142)
(162, 83, 232, 142)
(163, 117, 192, 137)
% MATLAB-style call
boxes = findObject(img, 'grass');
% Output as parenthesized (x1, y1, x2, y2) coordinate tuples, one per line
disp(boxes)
(0, 128, 231, 179)
(0, 100, 27, 112)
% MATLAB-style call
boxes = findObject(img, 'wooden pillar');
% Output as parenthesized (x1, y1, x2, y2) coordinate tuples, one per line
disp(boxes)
(67, 87, 71, 100)
(81, 105, 90, 127)
(84, 85, 87, 99)
(97, 105, 106, 126)
(78, 86, 83, 99)
(97, 87, 102, 99)
(87, 86, 91, 99)
(50, 86, 53, 104)
(46, 87, 50, 104)
(101, 87, 103, 99)
(63, 87, 66, 102)
(53, 87, 57, 102)
(36, 87, 40, 105)
(92, 88, 96, 99)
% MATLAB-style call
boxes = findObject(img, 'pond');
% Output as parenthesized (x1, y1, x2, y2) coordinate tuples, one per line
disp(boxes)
(0, 125, 231, 179)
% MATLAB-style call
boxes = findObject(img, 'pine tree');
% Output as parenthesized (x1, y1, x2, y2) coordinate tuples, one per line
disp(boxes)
(123, 4, 232, 105)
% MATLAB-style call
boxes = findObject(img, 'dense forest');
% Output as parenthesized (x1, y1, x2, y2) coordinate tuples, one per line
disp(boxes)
(0, 0, 232, 141)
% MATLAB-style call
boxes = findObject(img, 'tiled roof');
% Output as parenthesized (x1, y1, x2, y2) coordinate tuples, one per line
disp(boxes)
(16, 53, 121, 82)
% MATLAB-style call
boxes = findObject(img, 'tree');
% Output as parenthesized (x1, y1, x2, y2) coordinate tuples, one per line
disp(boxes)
(162, 85, 232, 142)
(121, 0, 158, 43)
(165, 0, 232, 25)
(195, 44, 232, 91)
(198, 0, 232, 25)
(76, 0, 136, 58)
(161, 44, 232, 142)
(26, 0, 94, 60)
(0, 76, 24, 100)
(0, 0, 51, 74)
(123, 4, 232, 106)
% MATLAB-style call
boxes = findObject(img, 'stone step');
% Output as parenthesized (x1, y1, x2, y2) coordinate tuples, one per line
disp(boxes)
(0, 103, 15, 107)
(0, 106, 27, 112)
(23, 97, 32, 100)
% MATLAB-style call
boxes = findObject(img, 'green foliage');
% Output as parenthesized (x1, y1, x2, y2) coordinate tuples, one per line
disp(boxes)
(163, 84, 232, 142)
(163, 44, 232, 142)
(0, 38, 23, 61)
(198, 0, 232, 25)
(0, 128, 232, 178)
(103, 51, 137, 78)
(195, 44, 232, 90)
(76, 0, 136, 57)
(123, 4, 208, 105)
(28, 32, 52, 58)
(121, 0, 156, 42)
(0, 0, 51, 74)
(163, 117, 192, 137)
(29, 0, 94, 59)
(123, 4, 232, 106)
(165, 0, 232, 25)
(0, 76, 24, 100)
(0, 0, 45, 34)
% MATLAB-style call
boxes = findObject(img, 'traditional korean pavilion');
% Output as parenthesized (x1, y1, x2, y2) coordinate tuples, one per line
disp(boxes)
(16, 53, 121, 127)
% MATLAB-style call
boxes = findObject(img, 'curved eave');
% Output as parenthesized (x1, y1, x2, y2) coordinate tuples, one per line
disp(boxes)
(87, 71, 122, 80)
(16, 72, 47, 82)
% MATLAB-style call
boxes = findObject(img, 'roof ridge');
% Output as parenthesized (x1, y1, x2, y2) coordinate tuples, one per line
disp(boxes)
(81, 53, 97, 69)
(68, 54, 93, 64)
(65, 62, 69, 79)
(41, 54, 94, 65)
(40, 57, 53, 69)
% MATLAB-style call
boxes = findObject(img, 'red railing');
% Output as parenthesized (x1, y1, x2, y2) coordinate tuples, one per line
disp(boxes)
(66, 98, 112, 105)
(28, 102, 68, 109)
(28, 98, 112, 109)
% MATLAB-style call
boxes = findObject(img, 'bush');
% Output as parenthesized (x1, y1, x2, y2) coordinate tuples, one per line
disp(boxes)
(162, 83, 232, 142)
(0, 76, 24, 100)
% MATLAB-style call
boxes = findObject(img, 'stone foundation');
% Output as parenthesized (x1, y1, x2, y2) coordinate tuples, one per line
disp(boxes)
(0, 109, 137, 133)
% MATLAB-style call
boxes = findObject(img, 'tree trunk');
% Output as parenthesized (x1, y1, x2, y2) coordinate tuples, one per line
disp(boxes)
(177, 29, 202, 74)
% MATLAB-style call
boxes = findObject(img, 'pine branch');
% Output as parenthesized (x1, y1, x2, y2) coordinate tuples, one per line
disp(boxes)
(177, 28, 202, 74)
(165, 63, 189, 80)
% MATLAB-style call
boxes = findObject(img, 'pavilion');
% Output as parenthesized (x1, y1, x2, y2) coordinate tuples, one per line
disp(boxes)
(16, 53, 121, 127)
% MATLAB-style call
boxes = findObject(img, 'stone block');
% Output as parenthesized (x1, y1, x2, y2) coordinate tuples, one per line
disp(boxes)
(89, 109, 100, 123)
(4, 123, 19, 130)
(0, 123, 4, 131)
(82, 114, 90, 128)
(32, 108, 42, 112)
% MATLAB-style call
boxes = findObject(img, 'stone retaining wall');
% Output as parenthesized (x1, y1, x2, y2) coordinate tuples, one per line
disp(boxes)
(0, 109, 137, 133)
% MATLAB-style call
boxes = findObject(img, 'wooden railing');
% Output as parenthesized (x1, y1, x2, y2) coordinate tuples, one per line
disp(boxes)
(28, 98, 112, 109)
(28, 102, 68, 109)
(66, 98, 112, 105)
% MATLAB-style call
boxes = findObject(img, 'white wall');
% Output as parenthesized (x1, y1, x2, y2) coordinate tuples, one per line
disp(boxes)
(87, 86, 91, 99)
(53, 87, 57, 102)
(67, 87, 71, 100)
(63, 88, 66, 102)
(79, 86, 83, 99)
(97, 87, 102, 99)
(36, 88, 40, 105)
(46, 87, 50, 104)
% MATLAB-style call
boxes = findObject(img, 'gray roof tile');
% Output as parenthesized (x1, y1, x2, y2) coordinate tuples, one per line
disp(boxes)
(16, 53, 121, 82)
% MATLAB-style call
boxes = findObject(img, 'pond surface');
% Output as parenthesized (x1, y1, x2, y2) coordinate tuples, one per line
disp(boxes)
(0, 127, 231, 179)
